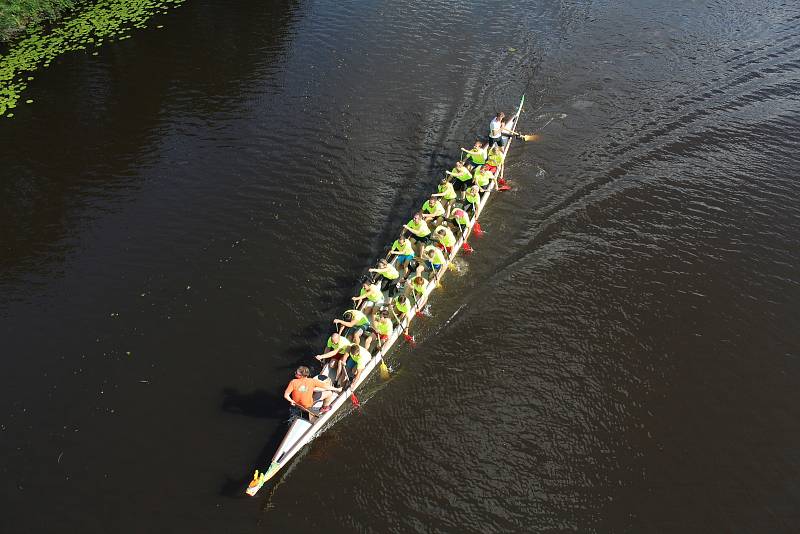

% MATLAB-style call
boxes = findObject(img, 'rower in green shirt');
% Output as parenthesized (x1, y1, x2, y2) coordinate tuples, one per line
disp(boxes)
(446, 161, 473, 193)
(421, 195, 446, 226)
(433, 224, 456, 254)
(433, 177, 457, 215)
(333, 308, 371, 345)
(389, 235, 415, 276)
(461, 140, 487, 167)
(403, 212, 432, 257)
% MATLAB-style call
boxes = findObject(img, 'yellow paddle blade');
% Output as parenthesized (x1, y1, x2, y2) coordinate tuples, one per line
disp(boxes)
(523, 134, 540, 142)
(379, 360, 390, 379)
(449, 263, 457, 271)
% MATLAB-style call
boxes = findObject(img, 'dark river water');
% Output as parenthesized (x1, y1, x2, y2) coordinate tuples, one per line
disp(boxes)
(2, 0, 799, 532)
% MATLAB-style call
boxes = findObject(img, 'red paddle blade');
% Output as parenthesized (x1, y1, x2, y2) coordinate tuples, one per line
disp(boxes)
(498, 177, 507, 186)
(350, 392, 361, 410)
(461, 242, 474, 253)
(474, 222, 483, 232)
(403, 333, 416, 347)
(498, 185, 512, 191)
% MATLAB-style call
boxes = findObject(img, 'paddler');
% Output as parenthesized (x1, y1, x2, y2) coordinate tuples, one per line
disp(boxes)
(315, 332, 352, 385)
(461, 140, 487, 168)
(408, 275, 429, 308)
(446, 160, 473, 193)
(371, 308, 394, 346)
(351, 280, 384, 315)
(391, 294, 411, 335)
(421, 194, 446, 226)
(419, 245, 447, 276)
(433, 176, 457, 215)
(333, 308, 372, 345)
(464, 184, 485, 214)
(433, 224, 456, 254)
(488, 111, 505, 148)
(403, 212, 432, 257)
(450, 207, 471, 236)
(346, 344, 372, 387)
(389, 234, 415, 276)
(487, 144, 505, 170)
(369, 258, 400, 288)
(284, 366, 342, 415)
(472, 165, 495, 190)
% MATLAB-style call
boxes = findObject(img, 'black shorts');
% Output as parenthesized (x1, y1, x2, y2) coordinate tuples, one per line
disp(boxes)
(453, 179, 470, 192)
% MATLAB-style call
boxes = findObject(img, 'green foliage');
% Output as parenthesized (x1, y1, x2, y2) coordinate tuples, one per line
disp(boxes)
(0, 1, 75, 40)
(0, 0, 186, 117)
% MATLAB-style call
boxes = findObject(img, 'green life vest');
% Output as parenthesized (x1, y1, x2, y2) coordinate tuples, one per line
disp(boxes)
(425, 247, 446, 265)
(465, 191, 480, 204)
(422, 200, 445, 218)
(407, 219, 431, 238)
(392, 239, 414, 256)
(451, 166, 472, 182)
(373, 317, 392, 336)
(438, 182, 456, 200)
(435, 226, 456, 247)
(474, 168, 491, 188)
(344, 309, 369, 326)
(350, 345, 371, 365)
(379, 263, 400, 280)
(395, 298, 410, 314)
(468, 147, 487, 165)
(412, 278, 427, 294)
(360, 285, 383, 302)
(488, 150, 505, 167)
(327, 335, 351, 354)
(452, 209, 469, 226)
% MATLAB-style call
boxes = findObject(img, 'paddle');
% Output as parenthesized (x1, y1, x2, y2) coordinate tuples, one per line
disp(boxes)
(372, 326, 390, 378)
(456, 220, 473, 253)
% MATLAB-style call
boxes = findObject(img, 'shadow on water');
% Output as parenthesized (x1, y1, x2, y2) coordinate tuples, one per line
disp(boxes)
(219, 386, 294, 498)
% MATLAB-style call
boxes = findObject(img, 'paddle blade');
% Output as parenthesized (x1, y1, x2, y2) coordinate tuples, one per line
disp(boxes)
(498, 185, 512, 191)
(403, 333, 416, 347)
(498, 177, 507, 186)
(523, 134, 540, 141)
(379, 360, 390, 379)
(461, 242, 474, 253)
(350, 391, 361, 410)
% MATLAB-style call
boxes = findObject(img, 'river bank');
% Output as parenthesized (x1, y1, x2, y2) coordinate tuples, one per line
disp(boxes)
(0, 0, 73, 40)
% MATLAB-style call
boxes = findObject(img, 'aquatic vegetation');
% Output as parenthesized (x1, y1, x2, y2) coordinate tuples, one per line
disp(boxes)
(0, 1, 75, 40)
(0, 0, 186, 117)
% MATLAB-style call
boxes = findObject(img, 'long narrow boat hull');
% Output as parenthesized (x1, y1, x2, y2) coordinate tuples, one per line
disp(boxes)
(247, 95, 526, 495)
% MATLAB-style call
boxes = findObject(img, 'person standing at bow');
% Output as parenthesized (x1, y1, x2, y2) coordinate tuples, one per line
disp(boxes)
(284, 366, 342, 415)
(488, 111, 505, 147)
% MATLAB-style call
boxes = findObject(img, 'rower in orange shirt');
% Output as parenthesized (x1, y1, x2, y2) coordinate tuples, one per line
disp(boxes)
(283, 366, 342, 414)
